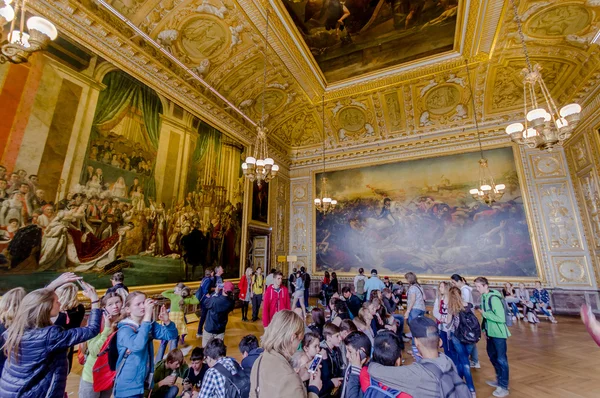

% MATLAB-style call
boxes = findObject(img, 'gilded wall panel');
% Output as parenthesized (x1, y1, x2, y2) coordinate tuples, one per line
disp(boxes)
(529, 152, 566, 179)
(537, 182, 583, 251)
(291, 204, 308, 253)
(551, 256, 593, 287)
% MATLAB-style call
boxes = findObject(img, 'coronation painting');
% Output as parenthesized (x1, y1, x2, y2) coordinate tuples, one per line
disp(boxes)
(315, 147, 538, 278)
(282, 0, 459, 82)
(0, 44, 244, 293)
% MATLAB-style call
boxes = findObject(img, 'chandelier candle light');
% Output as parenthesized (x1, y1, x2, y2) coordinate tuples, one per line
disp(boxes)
(241, 8, 278, 186)
(504, 0, 581, 151)
(314, 95, 337, 214)
(1, 0, 58, 64)
(463, 59, 505, 205)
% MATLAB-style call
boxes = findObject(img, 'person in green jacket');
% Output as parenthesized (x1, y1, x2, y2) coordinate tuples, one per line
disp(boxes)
(146, 348, 189, 398)
(475, 276, 510, 398)
(78, 292, 123, 398)
(156, 283, 200, 362)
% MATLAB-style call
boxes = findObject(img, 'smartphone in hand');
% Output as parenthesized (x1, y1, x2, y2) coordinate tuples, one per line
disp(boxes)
(308, 354, 322, 373)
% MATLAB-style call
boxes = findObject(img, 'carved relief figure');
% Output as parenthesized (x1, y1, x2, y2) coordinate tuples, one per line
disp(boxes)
(292, 207, 307, 252)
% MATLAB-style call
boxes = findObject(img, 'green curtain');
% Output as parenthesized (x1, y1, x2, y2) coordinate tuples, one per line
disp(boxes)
(94, 71, 163, 201)
(187, 121, 222, 193)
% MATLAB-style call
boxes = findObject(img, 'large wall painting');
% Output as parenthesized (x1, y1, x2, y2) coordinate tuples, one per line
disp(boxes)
(0, 57, 244, 292)
(315, 147, 538, 277)
(282, 0, 459, 82)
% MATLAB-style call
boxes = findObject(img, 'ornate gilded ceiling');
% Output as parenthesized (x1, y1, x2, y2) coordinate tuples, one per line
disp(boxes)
(30, 0, 600, 165)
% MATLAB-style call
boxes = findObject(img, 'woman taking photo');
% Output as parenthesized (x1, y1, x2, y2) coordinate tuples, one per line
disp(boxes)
(0, 287, 26, 375)
(250, 310, 322, 397)
(55, 282, 86, 372)
(113, 291, 178, 398)
(0, 281, 102, 398)
(78, 292, 123, 398)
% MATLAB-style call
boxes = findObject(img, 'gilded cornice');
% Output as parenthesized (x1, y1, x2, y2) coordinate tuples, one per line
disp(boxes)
(31, 0, 255, 144)
(290, 126, 513, 168)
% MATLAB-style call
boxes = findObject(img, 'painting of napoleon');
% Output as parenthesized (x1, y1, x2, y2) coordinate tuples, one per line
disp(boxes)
(315, 147, 538, 277)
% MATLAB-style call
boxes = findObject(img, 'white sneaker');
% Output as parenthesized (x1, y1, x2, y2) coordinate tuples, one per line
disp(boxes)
(405, 332, 413, 338)
(511, 316, 517, 321)
(470, 361, 481, 369)
(492, 387, 509, 397)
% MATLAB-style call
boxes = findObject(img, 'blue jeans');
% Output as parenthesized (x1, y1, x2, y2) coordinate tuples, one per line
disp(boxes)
(487, 336, 509, 389)
(509, 302, 520, 317)
(155, 338, 178, 364)
(408, 309, 425, 361)
(163, 386, 179, 398)
(451, 335, 475, 392)
(440, 330, 454, 361)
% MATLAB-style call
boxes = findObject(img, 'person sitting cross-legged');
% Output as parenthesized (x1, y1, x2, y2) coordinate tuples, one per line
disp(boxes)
(149, 348, 188, 398)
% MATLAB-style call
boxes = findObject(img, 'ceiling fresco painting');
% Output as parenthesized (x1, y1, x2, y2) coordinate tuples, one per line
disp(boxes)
(28, 0, 600, 160)
(281, 0, 460, 82)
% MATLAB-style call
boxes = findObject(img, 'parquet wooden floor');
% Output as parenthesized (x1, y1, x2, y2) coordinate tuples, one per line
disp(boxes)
(65, 303, 600, 397)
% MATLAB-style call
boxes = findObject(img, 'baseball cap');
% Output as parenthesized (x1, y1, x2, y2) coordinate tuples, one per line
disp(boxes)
(223, 281, 235, 294)
(409, 316, 439, 339)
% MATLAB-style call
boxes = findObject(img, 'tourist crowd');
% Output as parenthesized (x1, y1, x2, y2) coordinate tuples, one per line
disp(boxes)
(0, 266, 564, 398)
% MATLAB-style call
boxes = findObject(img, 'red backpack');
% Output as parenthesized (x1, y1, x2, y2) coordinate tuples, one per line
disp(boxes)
(92, 331, 118, 392)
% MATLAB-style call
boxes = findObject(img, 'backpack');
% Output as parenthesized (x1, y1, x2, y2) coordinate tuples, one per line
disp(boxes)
(421, 362, 471, 398)
(357, 278, 366, 295)
(487, 293, 514, 327)
(455, 309, 481, 344)
(77, 342, 88, 365)
(93, 331, 118, 392)
(214, 360, 251, 398)
(363, 376, 401, 398)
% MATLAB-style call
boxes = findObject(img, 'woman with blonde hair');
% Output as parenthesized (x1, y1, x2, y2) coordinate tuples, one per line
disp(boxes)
(78, 292, 124, 398)
(0, 281, 101, 398)
(55, 282, 86, 372)
(447, 286, 477, 397)
(113, 291, 177, 398)
(353, 302, 375, 345)
(433, 281, 452, 357)
(250, 310, 322, 398)
(0, 287, 26, 375)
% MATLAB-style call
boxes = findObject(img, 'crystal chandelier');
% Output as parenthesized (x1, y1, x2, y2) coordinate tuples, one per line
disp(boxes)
(314, 95, 337, 214)
(241, 9, 278, 186)
(504, 0, 581, 151)
(464, 60, 505, 205)
(1, 0, 58, 64)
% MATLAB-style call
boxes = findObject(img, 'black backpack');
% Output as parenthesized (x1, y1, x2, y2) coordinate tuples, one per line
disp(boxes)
(214, 360, 251, 398)
(455, 308, 481, 344)
(421, 362, 472, 398)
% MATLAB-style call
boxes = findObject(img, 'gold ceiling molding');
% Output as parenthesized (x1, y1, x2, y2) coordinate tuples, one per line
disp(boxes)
(29, 0, 255, 142)
(27, 0, 600, 161)
(290, 126, 513, 167)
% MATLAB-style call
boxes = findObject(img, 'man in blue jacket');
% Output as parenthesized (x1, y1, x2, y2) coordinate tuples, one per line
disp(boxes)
(196, 268, 214, 337)
(202, 281, 235, 347)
